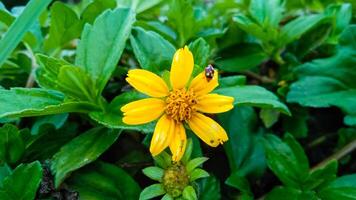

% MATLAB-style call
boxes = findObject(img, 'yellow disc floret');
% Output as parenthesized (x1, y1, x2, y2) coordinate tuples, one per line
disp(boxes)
(165, 88, 197, 122)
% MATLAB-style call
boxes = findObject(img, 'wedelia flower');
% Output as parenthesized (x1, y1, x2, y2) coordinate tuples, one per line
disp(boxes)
(121, 46, 234, 161)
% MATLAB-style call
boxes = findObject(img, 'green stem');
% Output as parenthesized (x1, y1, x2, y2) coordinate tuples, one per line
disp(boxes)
(311, 139, 356, 171)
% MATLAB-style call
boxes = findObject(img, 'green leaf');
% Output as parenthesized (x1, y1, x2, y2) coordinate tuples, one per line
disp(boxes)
(264, 134, 309, 188)
(260, 108, 280, 128)
(280, 14, 327, 45)
(67, 161, 141, 200)
(167, 0, 195, 46)
(35, 54, 70, 90)
(287, 25, 356, 126)
(81, 0, 116, 24)
(117, 0, 163, 13)
(198, 176, 221, 200)
(216, 85, 290, 115)
(225, 173, 252, 195)
(130, 27, 175, 73)
(182, 186, 197, 200)
(283, 133, 310, 172)
(186, 157, 209, 173)
(189, 168, 209, 182)
(51, 127, 121, 188)
(0, 88, 99, 119)
(265, 186, 317, 200)
(188, 37, 210, 69)
(89, 91, 155, 132)
(0, 0, 52, 66)
(0, 163, 11, 187)
(139, 183, 165, 200)
(305, 161, 337, 190)
(23, 123, 77, 161)
(282, 108, 308, 138)
(220, 106, 257, 171)
(31, 113, 68, 135)
(217, 44, 268, 72)
(233, 14, 269, 41)
(325, 3, 352, 42)
(0, 124, 24, 165)
(75, 8, 135, 94)
(181, 138, 193, 164)
(318, 175, 356, 200)
(142, 166, 164, 181)
(0, 161, 42, 200)
(57, 65, 99, 102)
(219, 76, 246, 88)
(249, 0, 284, 28)
(43, 2, 82, 53)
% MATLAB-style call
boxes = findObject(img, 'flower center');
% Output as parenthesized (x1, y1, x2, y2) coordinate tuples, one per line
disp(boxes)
(165, 88, 197, 122)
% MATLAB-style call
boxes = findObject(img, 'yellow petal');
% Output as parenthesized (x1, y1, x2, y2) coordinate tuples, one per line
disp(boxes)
(189, 70, 219, 97)
(121, 98, 165, 125)
(169, 123, 187, 162)
(170, 46, 194, 89)
(188, 113, 228, 147)
(150, 115, 175, 156)
(196, 94, 234, 113)
(126, 69, 169, 97)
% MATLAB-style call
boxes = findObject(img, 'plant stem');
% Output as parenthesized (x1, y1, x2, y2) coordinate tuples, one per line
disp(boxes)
(311, 139, 356, 171)
(241, 70, 275, 84)
(25, 44, 37, 88)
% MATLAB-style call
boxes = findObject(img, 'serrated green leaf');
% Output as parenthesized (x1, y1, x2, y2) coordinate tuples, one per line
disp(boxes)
(75, 8, 135, 94)
(130, 27, 175, 73)
(67, 161, 141, 200)
(139, 183, 165, 200)
(142, 166, 164, 181)
(0, 161, 42, 200)
(51, 127, 121, 188)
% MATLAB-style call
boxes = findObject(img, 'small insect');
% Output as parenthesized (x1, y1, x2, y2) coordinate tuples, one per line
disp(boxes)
(205, 64, 215, 81)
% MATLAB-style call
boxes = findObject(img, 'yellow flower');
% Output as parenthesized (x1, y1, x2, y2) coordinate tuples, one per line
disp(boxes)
(121, 46, 234, 161)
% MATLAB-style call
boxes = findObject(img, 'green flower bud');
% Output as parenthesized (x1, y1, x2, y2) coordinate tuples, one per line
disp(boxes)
(162, 162, 189, 198)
